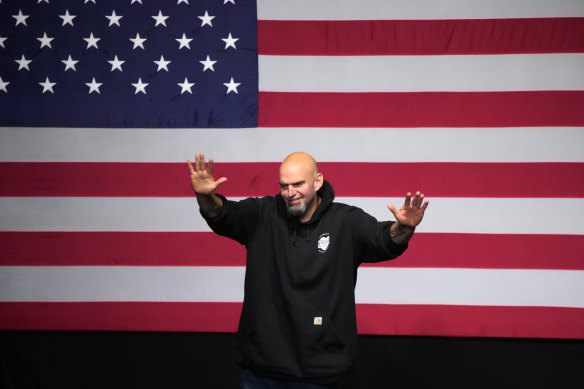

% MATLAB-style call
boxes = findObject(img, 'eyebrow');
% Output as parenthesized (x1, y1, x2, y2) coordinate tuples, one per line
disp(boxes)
(279, 180, 305, 186)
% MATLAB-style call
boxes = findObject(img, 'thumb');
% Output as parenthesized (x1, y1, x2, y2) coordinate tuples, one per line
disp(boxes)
(387, 203, 397, 216)
(215, 177, 228, 189)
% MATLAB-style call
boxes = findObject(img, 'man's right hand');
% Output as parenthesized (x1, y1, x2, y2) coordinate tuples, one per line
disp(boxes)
(187, 152, 227, 195)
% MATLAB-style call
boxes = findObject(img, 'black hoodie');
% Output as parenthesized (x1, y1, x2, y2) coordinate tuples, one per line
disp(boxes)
(202, 180, 407, 384)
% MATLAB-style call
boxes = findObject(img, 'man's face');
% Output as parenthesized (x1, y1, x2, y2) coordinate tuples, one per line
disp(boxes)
(279, 166, 318, 218)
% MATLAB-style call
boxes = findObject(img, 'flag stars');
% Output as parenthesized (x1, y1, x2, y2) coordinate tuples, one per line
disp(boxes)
(178, 0, 189, 4)
(86, 78, 103, 94)
(224, 0, 235, 4)
(83, 33, 101, 49)
(108, 55, 125, 72)
(131, 0, 142, 4)
(176, 33, 193, 50)
(13, 10, 30, 26)
(154, 56, 171, 72)
(132, 78, 148, 94)
(223, 77, 241, 94)
(106, 10, 123, 27)
(59, 10, 76, 26)
(85, 0, 96, 4)
(198, 11, 215, 27)
(0, 77, 9, 93)
(222, 33, 238, 50)
(39, 77, 56, 94)
(0, 37, 6, 48)
(152, 11, 169, 27)
(130, 33, 147, 49)
(37, 32, 54, 49)
(178, 78, 195, 94)
(62, 55, 79, 71)
(15, 55, 32, 71)
(200, 55, 217, 72)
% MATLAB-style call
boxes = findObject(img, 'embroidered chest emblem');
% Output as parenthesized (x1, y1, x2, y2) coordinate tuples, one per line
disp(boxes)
(317, 233, 330, 253)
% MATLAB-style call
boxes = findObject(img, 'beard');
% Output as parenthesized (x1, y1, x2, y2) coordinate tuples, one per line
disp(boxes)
(286, 199, 307, 218)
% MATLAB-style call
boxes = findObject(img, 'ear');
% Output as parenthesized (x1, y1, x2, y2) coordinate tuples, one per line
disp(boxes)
(314, 172, 324, 191)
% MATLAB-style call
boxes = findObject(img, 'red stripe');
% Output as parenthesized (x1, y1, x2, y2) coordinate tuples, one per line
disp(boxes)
(2, 162, 582, 198)
(356, 304, 584, 339)
(258, 18, 584, 55)
(0, 302, 582, 338)
(258, 91, 584, 127)
(2, 232, 582, 270)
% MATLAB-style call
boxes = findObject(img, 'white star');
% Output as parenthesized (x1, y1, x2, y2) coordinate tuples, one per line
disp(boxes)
(85, 0, 96, 4)
(38, 0, 50, 4)
(200, 55, 217, 72)
(39, 77, 56, 94)
(132, 78, 149, 94)
(106, 10, 123, 27)
(15, 55, 32, 71)
(13, 10, 29, 26)
(176, 33, 193, 50)
(154, 55, 171, 72)
(178, 0, 189, 4)
(59, 10, 76, 26)
(0, 77, 9, 93)
(37, 32, 54, 49)
(83, 33, 101, 49)
(152, 11, 169, 27)
(223, 77, 241, 94)
(0, 36, 6, 48)
(108, 55, 125, 72)
(224, 0, 235, 4)
(222, 33, 238, 50)
(130, 33, 147, 50)
(198, 11, 215, 27)
(86, 78, 103, 94)
(131, 0, 142, 4)
(178, 78, 195, 94)
(62, 55, 79, 71)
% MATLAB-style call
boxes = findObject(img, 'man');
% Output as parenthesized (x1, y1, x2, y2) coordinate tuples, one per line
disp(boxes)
(187, 152, 428, 388)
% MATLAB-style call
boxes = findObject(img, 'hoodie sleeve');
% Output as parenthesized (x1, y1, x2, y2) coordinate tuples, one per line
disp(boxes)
(200, 194, 259, 246)
(350, 208, 408, 264)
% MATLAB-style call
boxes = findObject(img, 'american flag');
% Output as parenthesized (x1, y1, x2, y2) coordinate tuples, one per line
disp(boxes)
(1, 0, 583, 339)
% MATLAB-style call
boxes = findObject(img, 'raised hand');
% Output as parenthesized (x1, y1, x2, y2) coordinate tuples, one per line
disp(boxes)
(186, 152, 227, 195)
(387, 191, 429, 229)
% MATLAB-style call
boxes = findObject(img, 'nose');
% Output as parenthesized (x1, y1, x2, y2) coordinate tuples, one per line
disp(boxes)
(287, 185, 296, 197)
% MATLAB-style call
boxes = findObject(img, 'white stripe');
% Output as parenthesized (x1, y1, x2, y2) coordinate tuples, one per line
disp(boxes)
(355, 267, 584, 307)
(1, 197, 582, 235)
(259, 54, 584, 92)
(1, 266, 583, 308)
(258, 0, 584, 20)
(1, 127, 582, 163)
(0, 266, 245, 302)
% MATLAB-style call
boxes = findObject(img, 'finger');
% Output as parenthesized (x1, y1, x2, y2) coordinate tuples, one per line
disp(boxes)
(198, 152, 206, 172)
(421, 199, 429, 210)
(387, 203, 397, 216)
(187, 159, 195, 175)
(207, 157, 215, 174)
(403, 192, 412, 207)
(215, 177, 228, 188)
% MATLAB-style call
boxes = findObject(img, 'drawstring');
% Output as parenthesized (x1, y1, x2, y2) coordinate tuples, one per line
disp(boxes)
(291, 225, 310, 245)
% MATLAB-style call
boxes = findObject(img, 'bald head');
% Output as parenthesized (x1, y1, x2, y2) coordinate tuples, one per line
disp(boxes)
(280, 152, 318, 177)
(279, 152, 324, 222)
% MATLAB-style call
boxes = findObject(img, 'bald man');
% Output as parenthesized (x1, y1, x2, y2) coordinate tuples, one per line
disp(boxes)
(188, 152, 428, 388)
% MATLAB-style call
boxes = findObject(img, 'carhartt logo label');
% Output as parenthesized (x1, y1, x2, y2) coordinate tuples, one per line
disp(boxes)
(314, 317, 323, 325)
(317, 233, 330, 253)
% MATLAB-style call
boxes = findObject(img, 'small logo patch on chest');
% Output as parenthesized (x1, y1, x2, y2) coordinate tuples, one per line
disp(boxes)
(317, 233, 330, 253)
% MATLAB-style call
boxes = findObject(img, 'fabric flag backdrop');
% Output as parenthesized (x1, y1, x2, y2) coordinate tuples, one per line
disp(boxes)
(0, 0, 583, 339)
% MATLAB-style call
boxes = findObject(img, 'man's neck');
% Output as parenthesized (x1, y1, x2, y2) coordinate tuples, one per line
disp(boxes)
(299, 195, 322, 223)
